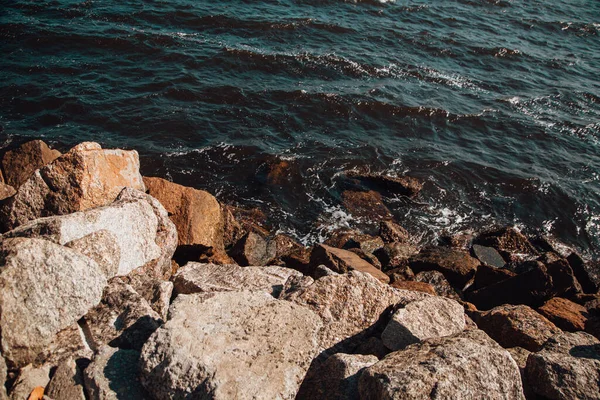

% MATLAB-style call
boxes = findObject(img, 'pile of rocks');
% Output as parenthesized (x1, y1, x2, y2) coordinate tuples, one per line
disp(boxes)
(0, 140, 598, 400)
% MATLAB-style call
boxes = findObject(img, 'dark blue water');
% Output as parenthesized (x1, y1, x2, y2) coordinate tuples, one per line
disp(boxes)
(1, 0, 599, 255)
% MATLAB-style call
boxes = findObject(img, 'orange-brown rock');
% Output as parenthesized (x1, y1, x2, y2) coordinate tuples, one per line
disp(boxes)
(1, 139, 61, 188)
(390, 280, 436, 295)
(311, 244, 389, 283)
(143, 176, 224, 252)
(341, 190, 393, 221)
(472, 304, 561, 351)
(538, 297, 588, 332)
(0, 142, 145, 231)
(0, 182, 15, 200)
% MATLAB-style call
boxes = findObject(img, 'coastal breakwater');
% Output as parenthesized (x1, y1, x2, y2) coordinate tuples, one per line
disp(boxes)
(0, 140, 599, 399)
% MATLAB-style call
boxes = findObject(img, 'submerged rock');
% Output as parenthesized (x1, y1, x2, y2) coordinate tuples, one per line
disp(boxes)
(345, 173, 423, 198)
(139, 291, 321, 400)
(1, 140, 61, 189)
(359, 329, 524, 400)
(341, 190, 393, 221)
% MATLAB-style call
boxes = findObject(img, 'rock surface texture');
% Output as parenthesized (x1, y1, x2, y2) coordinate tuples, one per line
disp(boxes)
(140, 291, 322, 400)
(311, 244, 389, 283)
(1, 140, 61, 189)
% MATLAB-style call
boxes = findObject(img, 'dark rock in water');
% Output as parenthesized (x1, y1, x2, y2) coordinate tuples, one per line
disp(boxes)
(466, 262, 553, 310)
(474, 227, 537, 261)
(539, 253, 583, 298)
(438, 232, 474, 250)
(345, 172, 423, 198)
(526, 332, 600, 400)
(1, 139, 61, 189)
(341, 190, 393, 221)
(414, 270, 461, 300)
(379, 221, 410, 244)
(374, 242, 419, 272)
(229, 231, 277, 266)
(311, 244, 389, 283)
(409, 247, 479, 288)
(538, 297, 588, 332)
(471, 264, 516, 291)
(471, 244, 505, 268)
(471, 304, 561, 352)
(567, 252, 600, 294)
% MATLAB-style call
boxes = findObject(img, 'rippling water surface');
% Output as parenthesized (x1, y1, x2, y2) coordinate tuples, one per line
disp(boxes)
(1, 0, 599, 254)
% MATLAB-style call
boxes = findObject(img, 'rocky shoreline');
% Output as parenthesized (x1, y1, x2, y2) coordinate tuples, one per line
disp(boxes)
(0, 140, 599, 399)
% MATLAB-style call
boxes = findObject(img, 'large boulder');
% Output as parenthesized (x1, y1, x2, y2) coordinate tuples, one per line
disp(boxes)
(143, 176, 224, 252)
(381, 297, 465, 351)
(359, 329, 525, 400)
(281, 271, 427, 353)
(1, 140, 61, 189)
(172, 262, 302, 297)
(526, 332, 600, 399)
(0, 142, 145, 231)
(310, 244, 389, 283)
(472, 305, 561, 351)
(409, 247, 479, 288)
(139, 291, 322, 400)
(0, 238, 106, 367)
(2, 188, 176, 278)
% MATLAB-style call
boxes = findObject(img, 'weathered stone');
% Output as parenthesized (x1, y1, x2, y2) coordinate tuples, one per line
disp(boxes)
(472, 305, 561, 351)
(526, 332, 600, 400)
(139, 291, 322, 400)
(0, 353, 7, 400)
(8, 365, 51, 400)
(374, 242, 418, 272)
(173, 262, 301, 297)
(314, 265, 339, 279)
(84, 346, 146, 400)
(80, 279, 162, 351)
(311, 244, 389, 283)
(386, 264, 415, 282)
(3, 188, 176, 278)
(230, 231, 276, 266)
(341, 190, 393, 221)
(348, 248, 383, 269)
(390, 280, 436, 295)
(0, 238, 106, 368)
(409, 247, 479, 288)
(507, 346, 531, 372)
(143, 176, 223, 251)
(45, 359, 85, 400)
(379, 221, 410, 243)
(438, 231, 474, 250)
(0, 183, 15, 201)
(359, 329, 525, 400)
(414, 270, 461, 300)
(538, 297, 588, 332)
(466, 262, 554, 310)
(474, 227, 538, 260)
(150, 281, 173, 321)
(33, 323, 92, 368)
(281, 271, 427, 352)
(296, 353, 378, 400)
(567, 252, 600, 294)
(0, 142, 144, 231)
(1, 140, 61, 189)
(221, 205, 244, 249)
(345, 173, 423, 198)
(542, 254, 583, 298)
(471, 263, 516, 291)
(381, 297, 465, 351)
(472, 244, 506, 268)
(272, 233, 304, 260)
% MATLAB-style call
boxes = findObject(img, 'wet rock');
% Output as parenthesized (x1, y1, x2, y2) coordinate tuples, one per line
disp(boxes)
(379, 220, 410, 243)
(229, 231, 276, 266)
(471, 263, 516, 291)
(471, 244, 505, 268)
(381, 297, 465, 351)
(474, 227, 537, 261)
(311, 244, 389, 283)
(374, 242, 418, 272)
(409, 247, 479, 288)
(80, 279, 162, 351)
(526, 332, 600, 399)
(45, 359, 85, 400)
(8, 364, 51, 400)
(359, 329, 525, 400)
(1, 140, 61, 189)
(414, 270, 461, 300)
(296, 353, 378, 400)
(84, 346, 146, 400)
(0, 142, 144, 231)
(346, 173, 423, 198)
(567, 252, 600, 294)
(0, 238, 106, 368)
(281, 271, 427, 353)
(0, 183, 15, 201)
(139, 291, 321, 400)
(341, 190, 392, 221)
(538, 297, 588, 331)
(390, 280, 436, 295)
(143, 176, 224, 254)
(472, 304, 561, 351)
(466, 262, 553, 310)
(172, 262, 301, 297)
(3, 188, 176, 278)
